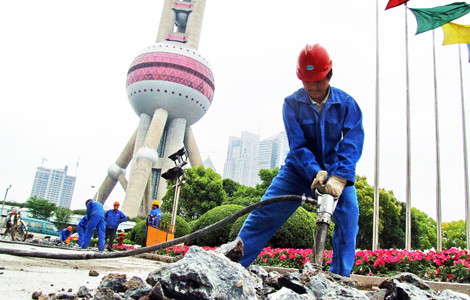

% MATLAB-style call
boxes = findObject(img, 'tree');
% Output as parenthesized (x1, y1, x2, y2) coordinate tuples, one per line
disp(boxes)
(355, 176, 404, 250)
(222, 178, 240, 198)
(54, 207, 73, 230)
(442, 220, 466, 249)
(402, 206, 437, 250)
(24, 197, 56, 220)
(162, 166, 226, 221)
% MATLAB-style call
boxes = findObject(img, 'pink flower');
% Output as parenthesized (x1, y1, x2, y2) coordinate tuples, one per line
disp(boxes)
(280, 254, 287, 261)
(355, 259, 362, 266)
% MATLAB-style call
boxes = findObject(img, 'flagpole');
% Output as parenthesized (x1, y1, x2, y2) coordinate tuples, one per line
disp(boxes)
(405, 3, 412, 251)
(458, 44, 470, 250)
(372, 0, 381, 251)
(432, 30, 443, 252)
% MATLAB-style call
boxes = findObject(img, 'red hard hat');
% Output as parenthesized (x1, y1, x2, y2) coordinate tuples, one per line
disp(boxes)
(67, 226, 72, 231)
(296, 44, 332, 82)
(114, 201, 120, 206)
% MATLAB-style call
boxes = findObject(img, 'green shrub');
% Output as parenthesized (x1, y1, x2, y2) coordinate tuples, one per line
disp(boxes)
(229, 206, 320, 249)
(127, 214, 191, 247)
(160, 213, 191, 238)
(127, 220, 147, 246)
(189, 204, 245, 247)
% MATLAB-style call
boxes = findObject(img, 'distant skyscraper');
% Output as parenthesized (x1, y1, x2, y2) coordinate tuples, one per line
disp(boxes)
(30, 165, 76, 208)
(255, 132, 288, 184)
(203, 156, 217, 173)
(223, 132, 259, 187)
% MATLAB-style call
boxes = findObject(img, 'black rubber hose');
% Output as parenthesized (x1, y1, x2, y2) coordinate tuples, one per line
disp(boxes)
(0, 195, 315, 260)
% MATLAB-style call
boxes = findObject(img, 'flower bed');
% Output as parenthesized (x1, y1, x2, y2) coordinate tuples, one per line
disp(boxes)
(157, 246, 470, 283)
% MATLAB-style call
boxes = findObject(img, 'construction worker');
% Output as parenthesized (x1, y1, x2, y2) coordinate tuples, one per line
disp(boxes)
(81, 199, 106, 252)
(237, 44, 364, 277)
(146, 200, 162, 229)
(77, 215, 88, 247)
(104, 201, 127, 251)
(59, 226, 73, 242)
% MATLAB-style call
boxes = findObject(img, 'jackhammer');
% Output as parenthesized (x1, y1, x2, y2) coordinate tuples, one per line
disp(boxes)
(311, 190, 338, 270)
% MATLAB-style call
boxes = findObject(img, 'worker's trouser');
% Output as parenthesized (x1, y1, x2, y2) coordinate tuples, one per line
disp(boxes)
(105, 228, 117, 250)
(237, 167, 359, 277)
(81, 216, 105, 252)
(77, 227, 85, 247)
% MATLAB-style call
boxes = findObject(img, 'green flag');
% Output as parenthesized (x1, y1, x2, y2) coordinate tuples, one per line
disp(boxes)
(409, 2, 470, 34)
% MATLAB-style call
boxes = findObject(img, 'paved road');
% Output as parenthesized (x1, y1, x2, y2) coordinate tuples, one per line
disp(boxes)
(0, 241, 166, 299)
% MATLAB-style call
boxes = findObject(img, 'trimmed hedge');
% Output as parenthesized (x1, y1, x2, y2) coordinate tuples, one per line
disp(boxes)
(229, 206, 319, 249)
(189, 204, 245, 247)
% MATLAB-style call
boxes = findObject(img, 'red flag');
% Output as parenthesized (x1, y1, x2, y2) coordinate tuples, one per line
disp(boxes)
(386, 0, 408, 10)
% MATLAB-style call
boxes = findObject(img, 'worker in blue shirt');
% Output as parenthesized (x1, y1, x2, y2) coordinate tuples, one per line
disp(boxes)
(77, 215, 88, 247)
(237, 44, 364, 277)
(146, 200, 162, 229)
(81, 199, 106, 252)
(104, 201, 127, 251)
(59, 226, 72, 242)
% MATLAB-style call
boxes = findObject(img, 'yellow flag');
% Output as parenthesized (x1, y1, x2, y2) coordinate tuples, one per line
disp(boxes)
(442, 22, 470, 45)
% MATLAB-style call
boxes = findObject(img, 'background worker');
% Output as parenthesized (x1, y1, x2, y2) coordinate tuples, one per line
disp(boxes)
(81, 199, 106, 252)
(104, 201, 127, 251)
(59, 226, 72, 242)
(237, 44, 364, 277)
(77, 215, 88, 247)
(146, 200, 162, 229)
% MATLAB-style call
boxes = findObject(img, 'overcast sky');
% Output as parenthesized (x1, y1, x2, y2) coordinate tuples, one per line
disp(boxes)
(1, 1, 470, 222)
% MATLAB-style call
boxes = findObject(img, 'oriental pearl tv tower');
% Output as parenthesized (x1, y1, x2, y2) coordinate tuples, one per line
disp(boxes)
(94, 0, 214, 217)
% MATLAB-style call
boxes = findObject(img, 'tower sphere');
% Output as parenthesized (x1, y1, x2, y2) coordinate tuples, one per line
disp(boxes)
(126, 41, 215, 126)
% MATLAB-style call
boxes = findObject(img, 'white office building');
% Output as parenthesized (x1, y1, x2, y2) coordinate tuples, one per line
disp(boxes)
(255, 132, 289, 184)
(30, 165, 76, 208)
(223, 132, 260, 187)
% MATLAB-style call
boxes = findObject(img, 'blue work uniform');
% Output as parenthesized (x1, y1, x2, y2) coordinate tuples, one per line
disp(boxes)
(105, 209, 127, 229)
(147, 208, 162, 228)
(81, 201, 106, 252)
(238, 86, 364, 277)
(104, 209, 127, 250)
(59, 228, 72, 242)
(77, 215, 88, 247)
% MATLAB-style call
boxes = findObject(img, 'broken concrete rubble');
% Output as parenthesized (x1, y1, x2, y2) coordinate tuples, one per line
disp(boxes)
(30, 239, 470, 299)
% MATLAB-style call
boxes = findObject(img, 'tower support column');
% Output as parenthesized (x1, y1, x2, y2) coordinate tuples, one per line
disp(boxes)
(122, 108, 168, 217)
(155, 118, 187, 202)
(95, 130, 136, 203)
(184, 126, 203, 167)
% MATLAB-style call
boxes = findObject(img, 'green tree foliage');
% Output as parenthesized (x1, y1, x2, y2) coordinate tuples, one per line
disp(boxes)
(24, 196, 56, 220)
(162, 166, 226, 221)
(189, 204, 245, 247)
(398, 204, 437, 250)
(54, 207, 72, 230)
(222, 178, 240, 198)
(72, 209, 87, 215)
(442, 220, 466, 249)
(355, 176, 404, 250)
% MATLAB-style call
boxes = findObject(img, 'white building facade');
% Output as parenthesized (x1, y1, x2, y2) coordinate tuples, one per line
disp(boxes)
(30, 165, 76, 208)
(223, 132, 260, 187)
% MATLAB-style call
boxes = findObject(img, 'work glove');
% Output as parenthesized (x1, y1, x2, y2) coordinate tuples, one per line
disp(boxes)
(311, 170, 328, 195)
(322, 175, 347, 198)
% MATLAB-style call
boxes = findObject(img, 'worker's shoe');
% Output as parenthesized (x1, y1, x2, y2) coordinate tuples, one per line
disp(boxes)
(107, 247, 114, 252)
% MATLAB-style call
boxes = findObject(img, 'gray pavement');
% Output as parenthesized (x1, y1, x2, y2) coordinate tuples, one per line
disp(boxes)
(0, 241, 166, 299)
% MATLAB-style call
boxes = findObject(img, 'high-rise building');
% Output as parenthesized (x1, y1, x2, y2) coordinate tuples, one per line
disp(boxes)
(255, 132, 288, 184)
(223, 132, 259, 187)
(30, 165, 76, 208)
